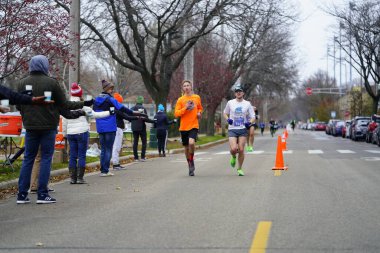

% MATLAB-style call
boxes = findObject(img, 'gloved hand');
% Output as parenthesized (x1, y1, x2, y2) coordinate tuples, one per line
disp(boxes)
(109, 107, 115, 115)
(78, 110, 86, 117)
(21, 90, 33, 96)
(245, 122, 252, 129)
(83, 99, 94, 107)
(186, 100, 194, 110)
(227, 119, 233, 125)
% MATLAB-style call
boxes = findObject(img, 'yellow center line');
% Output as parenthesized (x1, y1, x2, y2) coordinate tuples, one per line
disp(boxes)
(249, 221, 272, 253)
(274, 170, 282, 176)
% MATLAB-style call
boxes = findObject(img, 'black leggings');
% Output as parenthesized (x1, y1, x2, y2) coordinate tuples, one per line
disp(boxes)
(156, 129, 168, 154)
(133, 130, 147, 159)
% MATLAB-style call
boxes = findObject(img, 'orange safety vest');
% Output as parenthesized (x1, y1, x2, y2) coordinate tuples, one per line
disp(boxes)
(55, 117, 65, 149)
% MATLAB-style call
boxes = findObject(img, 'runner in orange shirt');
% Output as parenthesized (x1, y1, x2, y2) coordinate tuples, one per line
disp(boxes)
(174, 80, 203, 176)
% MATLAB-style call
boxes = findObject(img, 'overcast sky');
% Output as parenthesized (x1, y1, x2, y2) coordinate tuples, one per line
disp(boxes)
(294, 0, 354, 84)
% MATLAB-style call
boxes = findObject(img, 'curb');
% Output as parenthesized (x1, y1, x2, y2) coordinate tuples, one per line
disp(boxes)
(0, 138, 228, 190)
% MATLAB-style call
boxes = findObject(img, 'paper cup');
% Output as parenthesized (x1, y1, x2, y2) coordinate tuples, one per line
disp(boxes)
(44, 91, 52, 101)
(0, 99, 9, 106)
(86, 95, 92, 101)
(26, 85, 32, 91)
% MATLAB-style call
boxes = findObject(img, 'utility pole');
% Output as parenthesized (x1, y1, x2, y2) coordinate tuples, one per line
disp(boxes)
(68, 0, 80, 88)
(334, 36, 337, 85)
(183, 29, 194, 86)
(339, 22, 343, 95)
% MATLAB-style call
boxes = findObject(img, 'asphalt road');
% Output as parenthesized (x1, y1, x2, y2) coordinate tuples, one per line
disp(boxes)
(0, 129, 380, 253)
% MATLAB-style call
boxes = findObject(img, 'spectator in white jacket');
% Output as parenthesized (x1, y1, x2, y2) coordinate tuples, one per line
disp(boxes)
(62, 83, 110, 184)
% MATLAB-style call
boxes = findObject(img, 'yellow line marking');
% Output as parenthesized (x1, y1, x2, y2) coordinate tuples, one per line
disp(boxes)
(274, 170, 282, 176)
(249, 221, 272, 253)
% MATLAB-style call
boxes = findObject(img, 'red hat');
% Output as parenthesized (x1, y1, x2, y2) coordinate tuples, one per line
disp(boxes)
(114, 92, 123, 103)
(70, 83, 82, 97)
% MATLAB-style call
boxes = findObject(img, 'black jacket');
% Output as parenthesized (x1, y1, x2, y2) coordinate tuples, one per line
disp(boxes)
(130, 103, 148, 132)
(15, 72, 83, 130)
(116, 111, 138, 129)
(154, 111, 174, 130)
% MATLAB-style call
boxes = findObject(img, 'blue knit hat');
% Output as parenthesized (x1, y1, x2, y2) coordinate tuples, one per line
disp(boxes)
(158, 104, 164, 111)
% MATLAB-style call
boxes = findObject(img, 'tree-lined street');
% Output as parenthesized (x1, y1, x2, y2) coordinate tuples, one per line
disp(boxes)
(1, 130, 380, 252)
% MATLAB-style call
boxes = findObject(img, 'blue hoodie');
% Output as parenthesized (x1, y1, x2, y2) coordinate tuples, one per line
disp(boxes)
(93, 93, 133, 133)
(29, 55, 49, 75)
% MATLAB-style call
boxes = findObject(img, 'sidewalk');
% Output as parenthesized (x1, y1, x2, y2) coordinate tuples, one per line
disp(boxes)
(0, 138, 228, 191)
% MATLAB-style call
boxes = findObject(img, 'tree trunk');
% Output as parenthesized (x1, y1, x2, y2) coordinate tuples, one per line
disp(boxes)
(206, 107, 216, 136)
(372, 96, 380, 114)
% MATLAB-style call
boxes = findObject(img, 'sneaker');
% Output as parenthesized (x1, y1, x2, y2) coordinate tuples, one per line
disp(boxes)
(36, 195, 56, 204)
(17, 194, 30, 204)
(134, 159, 139, 162)
(247, 146, 253, 152)
(100, 172, 114, 177)
(188, 160, 195, 176)
(237, 169, 245, 176)
(140, 158, 146, 162)
(113, 164, 126, 170)
(48, 188, 55, 193)
(230, 156, 236, 168)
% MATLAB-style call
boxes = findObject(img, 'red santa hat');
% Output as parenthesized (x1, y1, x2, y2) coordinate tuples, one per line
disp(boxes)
(70, 83, 83, 97)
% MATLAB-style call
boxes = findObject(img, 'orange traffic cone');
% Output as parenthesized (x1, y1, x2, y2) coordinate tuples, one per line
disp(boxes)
(272, 135, 288, 170)
(281, 134, 288, 151)
(284, 129, 289, 139)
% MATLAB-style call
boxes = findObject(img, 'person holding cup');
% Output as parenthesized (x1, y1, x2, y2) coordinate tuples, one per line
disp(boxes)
(62, 83, 110, 184)
(15, 55, 87, 204)
(93, 80, 146, 177)
(130, 96, 151, 162)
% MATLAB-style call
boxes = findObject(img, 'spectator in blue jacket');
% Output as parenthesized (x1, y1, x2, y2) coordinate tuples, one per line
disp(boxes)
(153, 104, 176, 157)
(93, 80, 145, 176)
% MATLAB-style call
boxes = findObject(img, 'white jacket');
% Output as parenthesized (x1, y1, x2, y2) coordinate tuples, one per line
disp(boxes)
(62, 96, 110, 136)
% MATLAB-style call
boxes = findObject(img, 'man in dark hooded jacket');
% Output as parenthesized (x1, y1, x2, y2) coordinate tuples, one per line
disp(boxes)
(15, 55, 88, 204)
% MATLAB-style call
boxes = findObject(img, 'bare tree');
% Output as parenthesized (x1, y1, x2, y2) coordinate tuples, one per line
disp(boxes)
(54, 0, 295, 109)
(331, 1, 380, 114)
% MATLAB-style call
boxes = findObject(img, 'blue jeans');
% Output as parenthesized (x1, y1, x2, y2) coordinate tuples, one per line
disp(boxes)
(99, 132, 116, 173)
(18, 129, 56, 196)
(67, 131, 89, 169)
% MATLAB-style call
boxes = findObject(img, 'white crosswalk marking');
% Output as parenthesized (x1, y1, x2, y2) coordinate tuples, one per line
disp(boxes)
(337, 150, 355, 154)
(308, 150, 323, 154)
(283, 150, 293, 154)
(365, 150, 380, 154)
(195, 152, 208, 156)
(247, 151, 264, 154)
(215, 151, 231, 155)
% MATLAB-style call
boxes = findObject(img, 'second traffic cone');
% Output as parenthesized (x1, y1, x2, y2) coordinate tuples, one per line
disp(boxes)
(284, 129, 289, 139)
(281, 134, 288, 151)
(272, 135, 288, 170)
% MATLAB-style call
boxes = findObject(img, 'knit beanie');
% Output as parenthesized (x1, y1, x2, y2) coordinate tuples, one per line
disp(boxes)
(136, 96, 144, 104)
(114, 92, 123, 103)
(101, 80, 114, 92)
(70, 83, 82, 97)
(158, 104, 164, 112)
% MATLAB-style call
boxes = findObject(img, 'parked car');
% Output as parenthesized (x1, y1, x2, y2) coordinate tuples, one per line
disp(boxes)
(372, 124, 380, 147)
(332, 120, 345, 137)
(342, 120, 352, 138)
(351, 116, 371, 141)
(314, 122, 327, 131)
(366, 115, 380, 143)
(326, 119, 340, 135)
